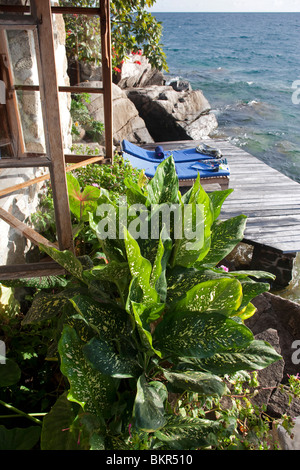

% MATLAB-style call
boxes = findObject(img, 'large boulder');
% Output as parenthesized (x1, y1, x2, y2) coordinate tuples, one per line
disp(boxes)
(125, 85, 218, 142)
(116, 53, 165, 89)
(245, 292, 300, 420)
(79, 81, 153, 145)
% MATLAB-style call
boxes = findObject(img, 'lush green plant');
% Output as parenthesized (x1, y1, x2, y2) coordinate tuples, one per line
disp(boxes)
(27, 153, 143, 250)
(60, 0, 168, 74)
(70, 93, 104, 143)
(71, 154, 143, 198)
(13, 156, 283, 450)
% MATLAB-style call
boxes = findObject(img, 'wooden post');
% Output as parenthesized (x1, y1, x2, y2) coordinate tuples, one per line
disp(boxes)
(100, 0, 113, 162)
(30, 0, 74, 253)
(0, 30, 25, 158)
(0, 206, 57, 249)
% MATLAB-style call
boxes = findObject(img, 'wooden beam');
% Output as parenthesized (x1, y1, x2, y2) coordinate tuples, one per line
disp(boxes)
(0, 261, 65, 281)
(0, 155, 108, 198)
(13, 85, 105, 94)
(64, 154, 110, 164)
(0, 32, 25, 158)
(100, 0, 113, 163)
(0, 14, 38, 29)
(0, 154, 110, 168)
(0, 157, 50, 168)
(31, 0, 74, 253)
(0, 5, 101, 16)
(0, 206, 58, 250)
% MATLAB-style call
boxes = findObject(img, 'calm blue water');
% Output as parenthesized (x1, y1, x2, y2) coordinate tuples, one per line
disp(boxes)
(154, 12, 300, 183)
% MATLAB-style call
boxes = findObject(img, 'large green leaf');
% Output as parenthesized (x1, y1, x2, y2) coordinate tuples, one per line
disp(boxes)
(172, 278, 243, 315)
(124, 178, 148, 205)
(0, 358, 21, 387)
(83, 261, 131, 306)
(131, 301, 162, 358)
(238, 278, 270, 310)
(171, 176, 214, 267)
(40, 244, 86, 283)
(58, 325, 116, 417)
(150, 229, 172, 302)
(229, 270, 276, 281)
(89, 204, 126, 263)
(69, 294, 132, 340)
(133, 375, 167, 432)
(41, 392, 81, 450)
(0, 425, 41, 450)
(163, 370, 227, 397)
(197, 339, 282, 375)
(154, 415, 220, 450)
(84, 260, 130, 281)
(170, 201, 206, 268)
(22, 290, 82, 325)
(166, 266, 225, 304)
(124, 229, 159, 305)
(146, 156, 179, 205)
(67, 173, 100, 222)
(154, 311, 254, 359)
(196, 215, 247, 267)
(1, 275, 68, 290)
(83, 336, 141, 378)
(208, 188, 234, 220)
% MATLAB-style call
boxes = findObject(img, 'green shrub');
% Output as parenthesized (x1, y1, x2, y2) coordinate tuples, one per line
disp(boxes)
(70, 93, 104, 144)
(13, 156, 283, 450)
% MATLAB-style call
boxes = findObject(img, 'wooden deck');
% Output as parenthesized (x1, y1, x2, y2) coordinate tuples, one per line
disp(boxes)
(143, 139, 300, 254)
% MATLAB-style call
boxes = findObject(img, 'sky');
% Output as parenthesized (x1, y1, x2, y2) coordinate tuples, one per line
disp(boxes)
(148, 0, 300, 12)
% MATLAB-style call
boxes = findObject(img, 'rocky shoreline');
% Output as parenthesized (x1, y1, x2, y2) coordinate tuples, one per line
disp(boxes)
(76, 53, 219, 147)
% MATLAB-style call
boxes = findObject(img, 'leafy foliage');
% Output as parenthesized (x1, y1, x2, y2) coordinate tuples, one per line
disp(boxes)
(61, 0, 168, 73)
(70, 93, 104, 143)
(11, 155, 283, 450)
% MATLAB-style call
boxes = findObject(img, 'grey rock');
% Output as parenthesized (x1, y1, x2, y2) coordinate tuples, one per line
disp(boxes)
(79, 81, 153, 145)
(168, 79, 192, 92)
(126, 85, 218, 142)
(275, 416, 300, 450)
(250, 328, 284, 410)
(117, 54, 165, 89)
(246, 292, 300, 379)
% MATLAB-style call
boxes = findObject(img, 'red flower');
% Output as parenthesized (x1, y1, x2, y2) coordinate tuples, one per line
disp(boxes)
(134, 60, 141, 65)
(113, 67, 121, 73)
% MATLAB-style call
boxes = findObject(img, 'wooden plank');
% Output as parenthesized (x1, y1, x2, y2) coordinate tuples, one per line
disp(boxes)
(0, 154, 110, 166)
(0, 157, 50, 168)
(0, 31, 25, 158)
(0, 155, 105, 198)
(13, 84, 105, 94)
(31, 0, 74, 253)
(0, 14, 37, 29)
(0, 261, 65, 281)
(0, 5, 101, 16)
(64, 154, 110, 164)
(100, 0, 113, 162)
(0, 206, 57, 249)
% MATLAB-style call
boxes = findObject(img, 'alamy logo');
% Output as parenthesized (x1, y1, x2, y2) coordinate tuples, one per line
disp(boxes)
(291, 340, 300, 365)
(292, 80, 300, 105)
(0, 340, 6, 364)
(0, 80, 5, 105)
(94, 198, 205, 251)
